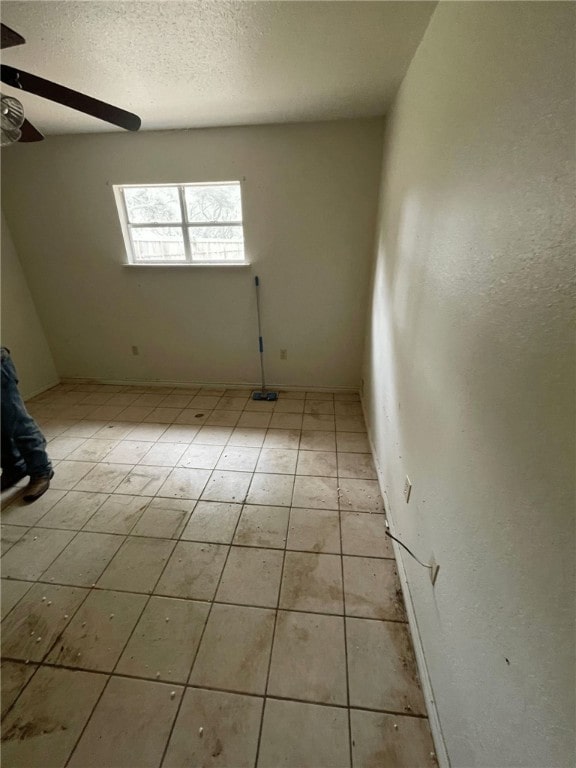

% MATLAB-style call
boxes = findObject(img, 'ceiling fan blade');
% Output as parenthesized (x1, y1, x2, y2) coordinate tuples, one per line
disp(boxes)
(1, 24, 25, 50)
(19, 119, 44, 142)
(0, 64, 141, 132)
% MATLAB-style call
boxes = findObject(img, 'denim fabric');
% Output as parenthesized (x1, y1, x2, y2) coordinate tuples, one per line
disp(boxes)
(1, 347, 52, 478)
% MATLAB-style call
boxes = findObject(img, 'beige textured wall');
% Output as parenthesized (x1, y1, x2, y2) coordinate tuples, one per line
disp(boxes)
(1, 213, 59, 399)
(1, 119, 384, 389)
(363, 2, 575, 766)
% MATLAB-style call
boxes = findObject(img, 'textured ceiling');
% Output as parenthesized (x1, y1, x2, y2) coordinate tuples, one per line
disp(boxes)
(1, 1, 436, 134)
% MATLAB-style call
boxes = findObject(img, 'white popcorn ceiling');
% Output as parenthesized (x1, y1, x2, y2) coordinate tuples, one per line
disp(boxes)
(0, 1, 436, 135)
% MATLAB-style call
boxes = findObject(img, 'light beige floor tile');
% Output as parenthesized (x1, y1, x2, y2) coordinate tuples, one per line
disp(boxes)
(334, 392, 360, 402)
(89, 405, 130, 420)
(107, 392, 141, 406)
(1, 578, 32, 620)
(256, 448, 298, 474)
(237, 411, 271, 429)
(75, 462, 134, 493)
(258, 698, 350, 768)
(157, 424, 199, 442)
(143, 406, 183, 423)
(180, 501, 241, 544)
(175, 408, 210, 425)
(280, 551, 343, 614)
(95, 416, 150, 440)
(65, 438, 118, 463)
(164, 687, 263, 768)
(42, 532, 125, 587)
(1, 489, 67, 525)
(139, 442, 187, 467)
(335, 401, 362, 416)
(201, 470, 252, 503)
(292, 475, 338, 510)
(1, 660, 37, 718)
(1, 524, 28, 554)
(287, 508, 341, 553)
(158, 467, 211, 499)
(68, 677, 182, 768)
(244, 399, 276, 412)
(79, 392, 114, 405)
(61, 420, 108, 438)
(302, 414, 335, 431)
(228, 427, 266, 447)
(117, 596, 209, 682)
(338, 452, 377, 480)
(190, 395, 221, 408)
(343, 557, 406, 621)
(304, 400, 335, 415)
(340, 511, 393, 558)
(205, 410, 241, 427)
(179, 443, 224, 469)
(114, 465, 172, 496)
(159, 393, 194, 408)
(335, 415, 367, 432)
(83, 494, 149, 534)
(190, 603, 275, 694)
(156, 541, 228, 600)
(347, 618, 426, 713)
(1, 527, 75, 581)
(216, 446, 260, 472)
(216, 546, 283, 607)
(132, 497, 193, 538)
(296, 450, 337, 477)
(246, 473, 294, 507)
(125, 422, 168, 441)
(47, 589, 147, 671)
(133, 393, 166, 406)
(50, 461, 97, 491)
(1, 666, 107, 768)
(270, 412, 303, 430)
(350, 709, 436, 768)
(336, 432, 371, 453)
(216, 396, 249, 410)
(104, 439, 152, 464)
(37, 491, 108, 530)
(1, 582, 88, 661)
(339, 479, 384, 513)
(268, 611, 347, 705)
(305, 391, 334, 401)
(233, 504, 289, 548)
(97, 537, 175, 593)
(113, 405, 155, 422)
(263, 429, 301, 449)
(194, 426, 234, 445)
(47, 436, 88, 460)
(274, 398, 305, 414)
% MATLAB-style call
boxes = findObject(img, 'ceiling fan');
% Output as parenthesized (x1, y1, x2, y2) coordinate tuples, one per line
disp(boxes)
(0, 22, 141, 145)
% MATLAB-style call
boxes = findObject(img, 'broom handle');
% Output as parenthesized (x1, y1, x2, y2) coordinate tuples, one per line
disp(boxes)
(255, 276, 266, 392)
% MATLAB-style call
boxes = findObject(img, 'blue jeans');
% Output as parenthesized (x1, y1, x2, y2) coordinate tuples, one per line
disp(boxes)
(1, 348, 52, 479)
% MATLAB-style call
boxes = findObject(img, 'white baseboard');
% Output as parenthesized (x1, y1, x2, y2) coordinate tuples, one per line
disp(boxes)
(360, 396, 451, 768)
(59, 376, 359, 395)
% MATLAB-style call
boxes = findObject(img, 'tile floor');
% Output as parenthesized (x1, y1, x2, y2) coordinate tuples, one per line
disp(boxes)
(0, 382, 436, 767)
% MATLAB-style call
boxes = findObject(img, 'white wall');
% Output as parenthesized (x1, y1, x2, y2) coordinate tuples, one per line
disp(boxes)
(362, 3, 575, 767)
(1, 213, 59, 399)
(1, 119, 384, 389)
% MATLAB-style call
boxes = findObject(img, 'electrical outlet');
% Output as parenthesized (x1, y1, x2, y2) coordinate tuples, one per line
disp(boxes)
(403, 476, 412, 503)
(280, 349, 288, 360)
(429, 557, 440, 586)
(131, 346, 139, 356)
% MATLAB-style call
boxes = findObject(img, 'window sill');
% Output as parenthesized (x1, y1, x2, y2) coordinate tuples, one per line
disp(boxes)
(123, 262, 251, 269)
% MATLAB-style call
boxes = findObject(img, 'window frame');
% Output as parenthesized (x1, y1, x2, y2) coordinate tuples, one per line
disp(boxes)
(113, 181, 249, 266)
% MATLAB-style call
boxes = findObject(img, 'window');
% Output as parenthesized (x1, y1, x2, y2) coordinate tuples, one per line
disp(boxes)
(114, 182, 247, 265)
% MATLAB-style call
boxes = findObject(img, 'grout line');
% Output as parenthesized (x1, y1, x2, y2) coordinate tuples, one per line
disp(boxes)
(253, 491, 292, 768)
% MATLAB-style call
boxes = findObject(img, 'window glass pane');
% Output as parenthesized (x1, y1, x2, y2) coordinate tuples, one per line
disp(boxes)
(124, 187, 181, 224)
(130, 226, 186, 263)
(185, 184, 242, 223)
(188, 225, 244, 262)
